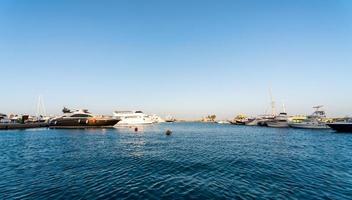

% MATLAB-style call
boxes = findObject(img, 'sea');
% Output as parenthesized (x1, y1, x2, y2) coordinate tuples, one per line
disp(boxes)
(0, 123, 352, 200)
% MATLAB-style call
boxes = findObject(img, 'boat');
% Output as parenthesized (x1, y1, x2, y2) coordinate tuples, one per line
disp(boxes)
(165, 115, 177, 123)
(49, 108, 119, 128)
(256, 115, 276, 126)
(229, 114, 248, 125)
(327, 118, 352, 133)
(289, 106, 330, 129)
(266, 112, 289, 128)
(0, 114, 48, 130)
(113, 111, 154, 126)
(217, 120, 230, 124)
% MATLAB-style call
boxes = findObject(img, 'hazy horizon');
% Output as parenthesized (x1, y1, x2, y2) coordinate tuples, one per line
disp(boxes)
(1, 0, 352, 119)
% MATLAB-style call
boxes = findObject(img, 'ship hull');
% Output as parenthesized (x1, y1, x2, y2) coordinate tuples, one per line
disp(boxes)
(327, 123, 352, 133)
(289, 122, 329, 129)
(266, 121, 289, 128)
(49, 118, 119, 129)
(0, 122, 48, 130)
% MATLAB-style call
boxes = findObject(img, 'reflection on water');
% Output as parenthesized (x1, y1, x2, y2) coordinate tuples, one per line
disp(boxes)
(0, 123, 352, 199)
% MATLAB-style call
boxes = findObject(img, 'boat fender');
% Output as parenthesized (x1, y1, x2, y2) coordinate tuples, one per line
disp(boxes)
(78, 119, 81, 123)
(86, 120, 89, 124)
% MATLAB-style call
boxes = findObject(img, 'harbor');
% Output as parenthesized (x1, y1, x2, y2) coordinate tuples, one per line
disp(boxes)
(2, 100, 352, 133)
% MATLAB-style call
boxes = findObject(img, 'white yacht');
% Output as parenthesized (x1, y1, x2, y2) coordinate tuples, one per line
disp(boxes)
(289, 106, 330, 129)
(113, 111, 154, 126)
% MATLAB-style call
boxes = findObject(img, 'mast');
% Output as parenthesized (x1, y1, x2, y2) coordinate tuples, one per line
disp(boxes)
(269, 88, 276, 116)
(36, 95, 47, 117)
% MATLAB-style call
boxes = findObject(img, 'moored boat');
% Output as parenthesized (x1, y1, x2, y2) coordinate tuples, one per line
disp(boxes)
(327, 118, 352, 133)
(49, 108, 119, 128)
(266, 112, 289, 128)
(165, 115, 177, 123)
(113, 111, 154, 126)
(289, 106, 330, 129)
(229, 114, 248, 125)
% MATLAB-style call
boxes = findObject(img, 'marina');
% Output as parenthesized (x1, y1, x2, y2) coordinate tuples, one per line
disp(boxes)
(1, 105, 352, 132)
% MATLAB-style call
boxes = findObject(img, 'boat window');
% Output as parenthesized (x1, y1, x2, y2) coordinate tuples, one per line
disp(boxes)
(71, 114, 92, 117)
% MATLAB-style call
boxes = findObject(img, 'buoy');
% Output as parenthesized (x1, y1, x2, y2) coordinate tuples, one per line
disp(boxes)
(165, 129, 172, 136)
(134, 127, 138, 132)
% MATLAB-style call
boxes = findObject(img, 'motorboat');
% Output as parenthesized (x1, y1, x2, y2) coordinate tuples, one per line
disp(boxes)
(289, 106, 330, 129)
(245, 115, 274, 126)
(229, 114, 248, 125)
(327, 118, 352, 133)
(113, 111, 154, 126)
(217, 120, 230, 124)
(266, 112, 289, 128)
(165, 115, 177, 123)
(49, 108, 119, 128)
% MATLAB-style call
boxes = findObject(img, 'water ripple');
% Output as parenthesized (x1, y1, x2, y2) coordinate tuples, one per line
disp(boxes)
(0, 123, 352, 199)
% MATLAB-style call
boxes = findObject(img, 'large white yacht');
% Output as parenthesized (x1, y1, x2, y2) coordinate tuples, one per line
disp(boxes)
(113, 111, 154, 126)
(288, 106, 330, 129)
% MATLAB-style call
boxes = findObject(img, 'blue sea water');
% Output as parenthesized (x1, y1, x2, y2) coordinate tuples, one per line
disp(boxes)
(0, 123, 352, 200)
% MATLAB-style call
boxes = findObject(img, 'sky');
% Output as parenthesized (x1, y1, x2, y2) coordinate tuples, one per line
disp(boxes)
(0, 0, 352, 119)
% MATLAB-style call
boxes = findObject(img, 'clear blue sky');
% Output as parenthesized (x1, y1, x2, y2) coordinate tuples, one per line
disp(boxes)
(1, 0, 352, 119)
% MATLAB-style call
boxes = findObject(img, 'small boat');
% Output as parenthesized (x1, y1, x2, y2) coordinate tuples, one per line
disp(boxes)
(217, 120, 230, 124)
(165, 115, 177, 123)
(289, 106, 330, 129)
(113, 111, 154, 126)
(49, 108, 119, 128)
(327, 118, 352, 133)
(266, 112, 289, 128)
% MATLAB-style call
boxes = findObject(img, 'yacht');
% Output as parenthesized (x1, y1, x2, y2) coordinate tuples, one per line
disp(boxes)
(113, 111, 154, 126)
(289, 106, 330, 129)
(266, 112, 289, 128)
(327, 118, 352, 133)
(49, 108, 119, 128)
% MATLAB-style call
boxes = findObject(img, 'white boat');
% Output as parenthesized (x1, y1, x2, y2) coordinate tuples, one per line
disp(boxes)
(217, 120, 230, 124)
(165, 115, 177, 123)
(113, 111, 154, 126)
(289, 106, 330, 129)
(267, 112, 289, 128)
